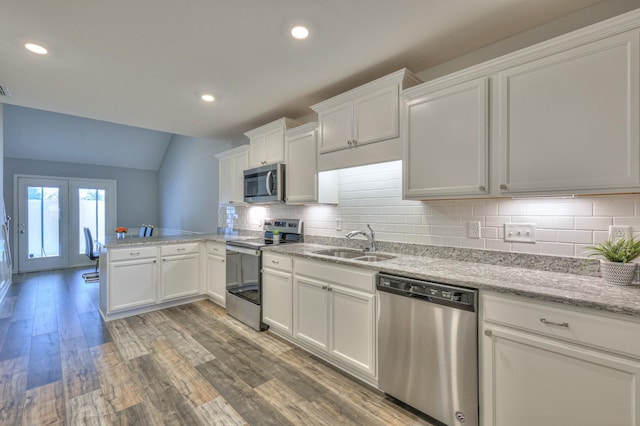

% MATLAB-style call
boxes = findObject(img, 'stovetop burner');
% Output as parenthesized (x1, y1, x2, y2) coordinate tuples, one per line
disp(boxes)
(226, 218, 303, 249)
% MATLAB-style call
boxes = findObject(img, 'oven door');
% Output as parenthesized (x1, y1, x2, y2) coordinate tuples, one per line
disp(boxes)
(226, 245, 261, 304)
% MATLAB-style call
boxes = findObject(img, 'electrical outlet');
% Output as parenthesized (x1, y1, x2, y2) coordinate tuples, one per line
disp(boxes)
(504, 223, 536, 243)
(609, 225, 632, 242)
(336, 218, 342, 231)
(467, 221, 481, 239)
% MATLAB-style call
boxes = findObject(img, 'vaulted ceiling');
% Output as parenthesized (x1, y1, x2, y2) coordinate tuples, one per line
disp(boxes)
(0, 0, 615, 142)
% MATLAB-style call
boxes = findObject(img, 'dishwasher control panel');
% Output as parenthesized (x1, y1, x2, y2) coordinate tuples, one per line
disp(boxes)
(377, 273, 476, 311)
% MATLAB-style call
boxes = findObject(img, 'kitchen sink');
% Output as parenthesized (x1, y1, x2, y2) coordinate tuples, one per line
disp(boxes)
(313, 249, 396, 262)
(313, 249, 364, 259)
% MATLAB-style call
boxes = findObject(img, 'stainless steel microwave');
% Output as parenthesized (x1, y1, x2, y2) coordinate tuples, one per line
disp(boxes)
(243, 163, 285, 203)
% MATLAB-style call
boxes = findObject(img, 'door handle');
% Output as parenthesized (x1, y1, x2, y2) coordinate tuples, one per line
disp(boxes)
(265, 171, 273, 196)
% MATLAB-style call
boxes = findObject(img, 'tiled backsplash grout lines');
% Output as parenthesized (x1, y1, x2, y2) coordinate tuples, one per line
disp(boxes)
(219, 161, 640, 260)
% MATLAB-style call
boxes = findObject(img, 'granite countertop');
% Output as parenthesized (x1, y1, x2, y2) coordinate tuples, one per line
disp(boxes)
(262, 243, 640, 319)
(99, 232, 250, 248)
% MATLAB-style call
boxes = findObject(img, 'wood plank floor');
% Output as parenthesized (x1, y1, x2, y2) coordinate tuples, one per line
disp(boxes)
(0, 268, 433, 425)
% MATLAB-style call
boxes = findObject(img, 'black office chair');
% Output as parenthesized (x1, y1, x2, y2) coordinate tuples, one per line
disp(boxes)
(82, 227, 100, 282)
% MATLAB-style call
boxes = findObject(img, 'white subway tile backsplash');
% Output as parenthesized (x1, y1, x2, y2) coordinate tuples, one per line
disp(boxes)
(218, 161, 640, 260)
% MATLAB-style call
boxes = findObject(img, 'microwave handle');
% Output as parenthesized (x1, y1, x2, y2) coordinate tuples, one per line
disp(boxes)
(265, 170, 273, 196)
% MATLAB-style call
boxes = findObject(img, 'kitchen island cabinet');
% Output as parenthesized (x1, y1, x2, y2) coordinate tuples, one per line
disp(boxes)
(106, 246, 158, 313)
(481, 292, 640, 426)
(160, 243, 201, 301)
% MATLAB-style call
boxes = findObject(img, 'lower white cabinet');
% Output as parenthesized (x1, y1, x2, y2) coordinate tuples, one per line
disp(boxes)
(205, 242, 226, 307)
(161, 243, 201, 301)
(261, 252, 293, 335)
(481, 292, 640, 426)
(293, 258, 377, 383)
(107, 246, 158, 312)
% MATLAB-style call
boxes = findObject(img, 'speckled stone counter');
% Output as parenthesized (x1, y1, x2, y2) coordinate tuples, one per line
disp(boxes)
(99, 232, 254, 248)
(263, 243, 640, 318)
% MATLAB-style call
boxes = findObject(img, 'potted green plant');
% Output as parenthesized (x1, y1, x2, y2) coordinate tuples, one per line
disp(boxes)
(587, 236, 640, 285)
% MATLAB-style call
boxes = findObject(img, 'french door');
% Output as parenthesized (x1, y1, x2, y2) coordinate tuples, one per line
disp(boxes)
(16, 176, 116, 272)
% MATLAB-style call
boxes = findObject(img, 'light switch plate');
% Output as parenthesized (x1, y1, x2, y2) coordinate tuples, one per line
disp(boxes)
(609, 225, 632, 242)
(504, 223, 536, 243)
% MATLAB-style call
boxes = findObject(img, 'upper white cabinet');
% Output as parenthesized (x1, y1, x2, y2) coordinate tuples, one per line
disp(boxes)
(285, 122, 338, 205)
(497, 31, 640, 195)
(481, 292, 640, 426)
(245, 118, 302, 168)
(215, 146, 249, 205)
(401, 14, 640, 199)
(403, 77, 489, 199)
(312, 69, 421, 171)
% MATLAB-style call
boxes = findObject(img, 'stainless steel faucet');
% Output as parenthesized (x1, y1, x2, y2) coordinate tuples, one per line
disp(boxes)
(346, 224, 377, 252)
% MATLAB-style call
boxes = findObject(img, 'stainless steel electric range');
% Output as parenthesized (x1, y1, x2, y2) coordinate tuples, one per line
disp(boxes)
(225, 218, 302, 331)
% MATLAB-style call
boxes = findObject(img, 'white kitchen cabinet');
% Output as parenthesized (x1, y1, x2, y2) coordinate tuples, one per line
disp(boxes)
(205, 242, 226, 307)
(160, 243, 201, 301)
(108, 246, 158, 312)
(403, 77, 489, 199)
(311, 68, 421, 171)
(262, 253, 294, 335)
(293, 258, 377, 383)
(216, 146, 249, 205)
(481, 292, 640, 426)
(497, 30, 640, 195)
(245, 118, 302, 168)
(285, 122, 338, 205)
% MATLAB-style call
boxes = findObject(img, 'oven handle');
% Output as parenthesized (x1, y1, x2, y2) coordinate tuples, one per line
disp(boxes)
(265, 170, 273, 196)
(226, 245, 261, 256)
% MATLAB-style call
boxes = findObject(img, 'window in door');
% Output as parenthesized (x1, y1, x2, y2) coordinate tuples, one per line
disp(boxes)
(78, 188, 106, 255)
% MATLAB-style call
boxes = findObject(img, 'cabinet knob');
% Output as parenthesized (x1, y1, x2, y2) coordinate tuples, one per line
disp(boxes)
(500, 184, 508, 190)
(221, 260, 225, 263)
(479, 186, 486, 192)
(484, 329, 492, 337)
(347, 140, 352, 146)
(322, 285, 328, 290)
(153, 260, 156, 263)
(352, 139, 357, 145)
(328, 287, 333, 291)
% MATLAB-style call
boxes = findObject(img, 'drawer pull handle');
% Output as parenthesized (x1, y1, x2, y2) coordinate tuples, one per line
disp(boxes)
(130, 252, 140, 256)
(272, 260, 279, 264)
(177, 248, 186, 251)
(540, 318, 569, 328)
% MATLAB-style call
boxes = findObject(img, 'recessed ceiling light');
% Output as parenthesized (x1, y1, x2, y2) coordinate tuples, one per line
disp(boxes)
(201, 94, 215, 102)
(25, 43, 48, 55)
(291, 26, 309, 40)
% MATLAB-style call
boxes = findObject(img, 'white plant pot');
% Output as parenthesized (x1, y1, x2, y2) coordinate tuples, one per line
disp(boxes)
(600, 260, 637, 286)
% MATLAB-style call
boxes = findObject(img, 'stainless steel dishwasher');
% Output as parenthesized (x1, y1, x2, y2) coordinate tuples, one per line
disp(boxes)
(377, 273, 478, 426)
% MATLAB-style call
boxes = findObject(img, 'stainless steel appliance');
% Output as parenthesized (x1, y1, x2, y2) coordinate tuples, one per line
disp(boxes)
(243, 163, 285, 203)
(225, 219, 302, 331)
(377, 273, 478, 426)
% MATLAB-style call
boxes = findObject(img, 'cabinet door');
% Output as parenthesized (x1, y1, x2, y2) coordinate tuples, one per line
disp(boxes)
(286, 129, 318, 203)
(249, 134, 266, 168)
(264, 127, 285, 164)
(262, 269, 293, 335)
(355, 84, 399, 146)
(231, 150, 248, 203)
(109, 258, 157, 312)
(498, 31, 640, 194)
(482, 325, 640, 426)
(218, 156, 233, 205)
(161, 253, 200, 301)
(329, 285, 375, 376)
(206, 253, 226, 307)
(404, 77, 489, 198)
(294, 276, 329, 351)
(318, 102, 354, 154)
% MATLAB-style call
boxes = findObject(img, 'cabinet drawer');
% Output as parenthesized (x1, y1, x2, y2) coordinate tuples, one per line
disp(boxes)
(207, 242, 226, 256)
(161, 243, 200, 256)
(482, 293, 640, 358)
(294, 259, 375, 293)
(263, 252, 292, 272)
(110, 246, 157, 261)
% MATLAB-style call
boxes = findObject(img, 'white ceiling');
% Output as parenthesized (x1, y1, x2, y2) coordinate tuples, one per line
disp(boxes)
(0, 0, 612, 140)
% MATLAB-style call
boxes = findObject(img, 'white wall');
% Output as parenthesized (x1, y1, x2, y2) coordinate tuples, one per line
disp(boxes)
(220, 161, 640, 259)
(158, 134, 239, 233)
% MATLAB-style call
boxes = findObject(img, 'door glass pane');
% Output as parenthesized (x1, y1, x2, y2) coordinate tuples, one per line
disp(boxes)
(27, 186, 60, 258)
(79, 188, 105, 254)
